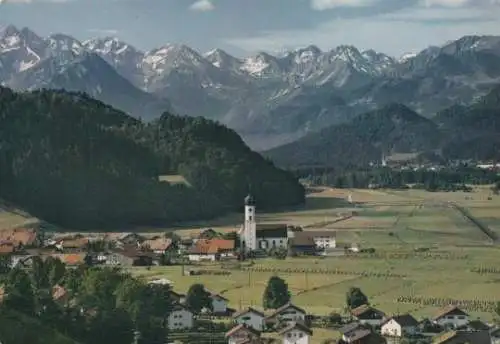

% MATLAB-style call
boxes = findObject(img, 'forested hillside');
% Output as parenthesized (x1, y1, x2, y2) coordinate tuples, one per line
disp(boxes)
(263, 104, 441, 168)
(0, 87, 304, 229)
(264, 85, 500, 168)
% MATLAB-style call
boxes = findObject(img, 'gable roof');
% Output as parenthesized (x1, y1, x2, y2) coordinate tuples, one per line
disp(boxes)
(467, 319, 490, 331)
(433, 305, 469, 320)
(233, 307, 265, 319)
(351, 304, 385, 318)
(278, 321, 313, 336)
(171, 303, 192, 313)
(339, 322, 364, 335)
(142, 237, 172, 251)
(50, 253, 86, 265)
(225, 324, 261, 338)
(189, 239, 235, 255)
(206, 289, 229, 301)
(384, 314, 419, 327)
(256, 225, 288, 238)
(267, 302, 306, 319)
(344, 328, 372, 342)
(289, 236, 315, 247)
(296, 230, 337, 238)
(433, 330, 491, 344)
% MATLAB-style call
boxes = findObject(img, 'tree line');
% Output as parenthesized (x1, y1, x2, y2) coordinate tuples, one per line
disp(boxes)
(298, 167, 500, 191)
(0, 87, 305, 229)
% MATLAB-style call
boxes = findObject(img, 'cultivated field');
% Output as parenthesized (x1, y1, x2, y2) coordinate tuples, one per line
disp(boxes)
(130, 185, 500, 344)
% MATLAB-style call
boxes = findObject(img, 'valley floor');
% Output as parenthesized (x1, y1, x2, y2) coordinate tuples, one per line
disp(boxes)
(127, 186, 500, 343)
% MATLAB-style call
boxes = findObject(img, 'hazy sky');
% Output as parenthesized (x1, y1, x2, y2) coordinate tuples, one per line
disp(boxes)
(1, 0, 500, 57)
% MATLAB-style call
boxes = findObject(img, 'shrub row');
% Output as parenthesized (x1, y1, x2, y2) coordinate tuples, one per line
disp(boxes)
(470, 267, 500, 274)
(396, 295, 498, 312)
(240, 266, 406, 278)
(340, 252, 468, 260)
(188, 270, 231, 276)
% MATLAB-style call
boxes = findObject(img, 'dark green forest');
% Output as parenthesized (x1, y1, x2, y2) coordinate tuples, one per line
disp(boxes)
(299, 167, 500, 192)
(0, 87, 305, 229)
(264, 85, 500, 169)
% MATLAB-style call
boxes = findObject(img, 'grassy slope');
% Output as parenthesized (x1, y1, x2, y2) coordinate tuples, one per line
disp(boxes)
(0, 309, 79, 344)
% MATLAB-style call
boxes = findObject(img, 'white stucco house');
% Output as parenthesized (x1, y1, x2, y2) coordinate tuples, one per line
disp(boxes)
(301, 230, 336, 249)
(351, 305, 386, 327)
(167, 304, 194, 330)
(432, 305, 469, 329)
(233, 307, 266, 331)
(278, 322, 312, 344)
(266, 303, 306, 326)
(225, 324, 261, 344)
(381, 314, 419, 337)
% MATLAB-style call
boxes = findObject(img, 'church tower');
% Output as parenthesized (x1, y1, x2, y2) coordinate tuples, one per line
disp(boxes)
(242, 194, 257, 251)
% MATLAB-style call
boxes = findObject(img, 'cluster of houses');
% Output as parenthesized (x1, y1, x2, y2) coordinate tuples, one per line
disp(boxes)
(0, 193, 344, 268)
(225, 302, 500, 344)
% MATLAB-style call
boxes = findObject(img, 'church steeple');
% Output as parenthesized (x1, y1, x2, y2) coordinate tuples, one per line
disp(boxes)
(244, 194, 256, 206)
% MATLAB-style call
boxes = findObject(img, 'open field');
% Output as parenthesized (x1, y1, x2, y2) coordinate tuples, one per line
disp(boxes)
(127, 185, 500, 343)
(0, 201, 39, 230)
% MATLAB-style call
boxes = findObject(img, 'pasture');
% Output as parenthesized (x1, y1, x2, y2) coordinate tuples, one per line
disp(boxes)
(130, 185, 500, 344)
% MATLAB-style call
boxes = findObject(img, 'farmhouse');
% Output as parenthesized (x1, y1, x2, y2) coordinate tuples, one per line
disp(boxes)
(381, 314, 419, 337)
(351, 305, 386, 326)
(141, 237, 172, 254)
(207, 290, 229, 314)
(294, 230, 336, 249)
(233, 307, 266, 331)
(105, 250, 154, 266)
(288, 235, 316, 255)
(167, 304, 193, 330)
(278, 321, 312, 344)
(188, 239, 235, 262)
(432, 305, 469, 329)
(226, 324, 261, 344)
(266, 303, 306, 326)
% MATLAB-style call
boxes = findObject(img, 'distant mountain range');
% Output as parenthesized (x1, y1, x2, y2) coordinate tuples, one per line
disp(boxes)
(2, 25, 500, 150)
(263, 86, 500, 168)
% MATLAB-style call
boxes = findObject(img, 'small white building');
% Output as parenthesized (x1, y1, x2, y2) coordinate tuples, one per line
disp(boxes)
(167, 304, 193, 330)
(381, 314, 419, 337)
(225, 324, 261, 344)
(432, 305, 469, 329)
(267, 303, 306, 326)
(278, 322, 312, 344)
(233, 307, 266, 331)
(351, 305, 386, 327)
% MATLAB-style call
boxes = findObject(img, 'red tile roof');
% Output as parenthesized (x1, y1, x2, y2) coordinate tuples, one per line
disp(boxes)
(190, 239, 234, 254)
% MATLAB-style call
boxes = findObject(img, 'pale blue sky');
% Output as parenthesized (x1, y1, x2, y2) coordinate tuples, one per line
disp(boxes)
(1, 0, 500, 57)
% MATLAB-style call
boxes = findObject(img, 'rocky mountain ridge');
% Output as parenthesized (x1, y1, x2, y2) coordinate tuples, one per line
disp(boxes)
(2, 24, 500, 149)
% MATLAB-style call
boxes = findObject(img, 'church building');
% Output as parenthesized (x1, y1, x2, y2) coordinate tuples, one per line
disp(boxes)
(240, 194, 291, 252)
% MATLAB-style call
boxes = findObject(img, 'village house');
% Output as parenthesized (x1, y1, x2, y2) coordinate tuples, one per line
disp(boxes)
(381, 314, 419, 338)
(462, 319, 490, 332)
(50, 253, 87, 266)
(226, 324, 261, 344)
(339, 323, 386, 344)
(105, 250, 154, 266)
(233, 307, 266, 331)
(141, 237, 172, 255)
(187, 239, 235, 262)
(432, 306, 469, 329)
(278, 322, 312, 344)
(169, 290, 186, 304)
(255, 225, 289, 250)
(114, 233, 144, 248)
(288, 235, 317, 256)
(292, 230, 337, 249)
(490, 327, 500, 344)
(432, 330, 491, 344)
(266, 303, 307, 326)
(351, 305, 386, 327)
(167, 304, 194, 330)
(207, 290, 229, 314)
(54, 236, 89, 252)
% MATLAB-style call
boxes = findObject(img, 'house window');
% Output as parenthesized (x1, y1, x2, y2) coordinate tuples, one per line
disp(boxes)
(458, 316, 465, 319)
(249, 216, 253, 221)
(299, 333, 304, 338)
(287, 333, 292, 338)
(272, 240, 276, 247)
